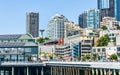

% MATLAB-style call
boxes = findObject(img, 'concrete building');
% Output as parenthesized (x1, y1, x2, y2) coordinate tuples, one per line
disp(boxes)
(99, 30, 120, 42)
(80, 40, 92, 58)
(92, 46, 117, 59)
(55, 45, 71, 60)
(116, 35, 120, 46)
(65, 34, 93, 44)
(79, 9, 100, 29)
(0, 34, 38, 62)
(100, 17, 120, 30)
(64, 21, 82, 38)
(26, 12, 39, 37)
(82, 28, 100, 36)
(46, 14, 68, 40)
(92, 47, 106, 60)
(98, 0, 120, 21)
(65, 35, 93, 59)
(39, 45, 55, 61)
(70, 39, 92, 60)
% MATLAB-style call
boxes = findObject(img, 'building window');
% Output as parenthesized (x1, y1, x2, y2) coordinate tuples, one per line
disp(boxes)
(93, 49, 96, 52)
(102, 48, 105, 52)
(117, 47, 120, 51)
(98, 48, 100, 52)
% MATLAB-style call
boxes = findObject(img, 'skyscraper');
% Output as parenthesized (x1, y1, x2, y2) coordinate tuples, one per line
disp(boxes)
(79, 9, 100, 29)
(98, 0, 120, 21)
(26, 12, 39, 37)
(46, 14, 68, 40)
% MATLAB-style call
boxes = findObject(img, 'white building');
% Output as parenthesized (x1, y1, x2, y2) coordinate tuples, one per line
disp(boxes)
(100, 17, 120, 30)
(100, 30, 120, 41)
(39, 45, 55, 60)
(106, 47, 117, 58)
(64, 21, 82, 38)
(116, 35, 120, 46)
(46, 14, 68, 40)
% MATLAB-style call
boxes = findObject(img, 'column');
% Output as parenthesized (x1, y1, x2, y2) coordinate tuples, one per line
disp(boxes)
(100, 69, 103, 75)
(84, 69, 87, 75)
(88, 69, 91, 75)
(71, 67, 73, 75)
(104, 69, 106, 75)
(68, 67, 71, 75)
(63, 67, 66, 75)
(92, 68, 94, 75)
(41, 67, 44, 75)
(78, 68, 80, 75)
(12, 67, 14, 75)
(96, 69, 98, 75)
(60, 67, 62, 75)
(51, 67, 53, 75)
(26, 67, 29, 75)
(119, 70, 120, 75)
(56, 67, 58, 75)
(0, 69, 1, 75)
(73, 67, 75, 75)
(114, 69, 116, 75)
(36, 67, 38, 75)
(18, 68, 20, 75)
(54, 67, 56, 75)
(75, 68, 78, 75)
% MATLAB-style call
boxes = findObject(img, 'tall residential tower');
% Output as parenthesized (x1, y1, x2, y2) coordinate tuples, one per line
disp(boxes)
(26, 12, 39, 37)
(46, 14, 68, 40)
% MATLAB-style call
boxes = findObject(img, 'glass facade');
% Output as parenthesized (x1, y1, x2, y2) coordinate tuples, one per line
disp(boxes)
(71, 42, 80, 59)
(115, 0, 120, 21)
(98, 0, 120, 21)
(98, 0, 109, 9)
(79, 9, 100, 29)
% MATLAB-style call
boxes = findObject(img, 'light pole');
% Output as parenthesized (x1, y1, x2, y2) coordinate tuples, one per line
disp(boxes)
(39, 29, 45, 38)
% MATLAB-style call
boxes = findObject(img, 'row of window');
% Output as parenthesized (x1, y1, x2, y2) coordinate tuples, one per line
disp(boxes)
(93, 48, 105, 52)
(0, 40, 28, 43)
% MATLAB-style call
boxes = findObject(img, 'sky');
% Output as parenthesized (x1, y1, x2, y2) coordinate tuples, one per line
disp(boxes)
(0, 0, 97, 36)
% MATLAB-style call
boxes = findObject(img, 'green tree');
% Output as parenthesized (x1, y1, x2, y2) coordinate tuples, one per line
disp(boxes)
(37, 38, 45, 43)
(77, 56, 81, 61)
(97, 35, 110, 46)
(44, 37, 49, 40)
(101, 25, 107, 30)
(37, 37, 49, 43)
(82, 54, 90, 61)
(91, 54, 97, 61)
(110, 54, 118, 61)
(113, 38, 116, 42)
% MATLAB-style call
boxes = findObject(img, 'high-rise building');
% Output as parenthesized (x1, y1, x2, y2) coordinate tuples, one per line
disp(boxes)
(46, 14, 68, 40)
(26, 12, 39, 37)
(98, 0, 120, 21)
(79, 9, 100, 29)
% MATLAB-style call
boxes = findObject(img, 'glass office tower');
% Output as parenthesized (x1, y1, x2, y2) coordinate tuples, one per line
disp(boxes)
(79, 9, 100, 29)
(98, 0, 120, 21)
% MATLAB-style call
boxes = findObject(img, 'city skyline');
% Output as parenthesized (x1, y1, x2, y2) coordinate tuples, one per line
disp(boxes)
(0, 0, 96, 35)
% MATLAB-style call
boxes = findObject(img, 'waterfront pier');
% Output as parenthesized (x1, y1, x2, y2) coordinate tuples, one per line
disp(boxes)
(0, 61, 120, 75)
